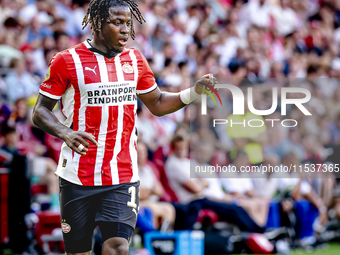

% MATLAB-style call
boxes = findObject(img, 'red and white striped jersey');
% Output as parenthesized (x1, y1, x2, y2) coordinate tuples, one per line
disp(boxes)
(39, 40, 157, 186)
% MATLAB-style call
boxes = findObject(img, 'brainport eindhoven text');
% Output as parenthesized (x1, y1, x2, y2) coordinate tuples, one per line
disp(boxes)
(87, 87, 137, 104)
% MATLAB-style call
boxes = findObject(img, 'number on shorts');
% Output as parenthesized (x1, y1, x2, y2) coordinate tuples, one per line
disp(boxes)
(127, 186, 137, 209)
(128, 186, 139, 218)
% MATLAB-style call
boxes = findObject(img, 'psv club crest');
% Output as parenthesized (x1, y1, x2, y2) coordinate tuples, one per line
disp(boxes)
(122, 62, 133, 73)
(61, 222, 71, 233)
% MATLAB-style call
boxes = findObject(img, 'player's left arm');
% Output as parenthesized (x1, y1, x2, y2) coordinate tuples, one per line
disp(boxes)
(138, 74, 217, 116)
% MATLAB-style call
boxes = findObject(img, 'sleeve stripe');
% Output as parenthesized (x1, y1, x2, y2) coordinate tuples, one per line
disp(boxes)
(39, 89, 62, 100)
(136, 83, 158, 95)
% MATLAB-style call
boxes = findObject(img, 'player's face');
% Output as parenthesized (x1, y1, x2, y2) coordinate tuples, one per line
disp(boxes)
(101, 6, 131, 52)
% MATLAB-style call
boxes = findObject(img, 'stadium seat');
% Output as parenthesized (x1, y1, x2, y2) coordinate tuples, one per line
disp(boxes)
(45, 133, 63, 163)
(0, 169, 9, 244)
(35, 212, 64, 253)
(31, 184, 48, 196)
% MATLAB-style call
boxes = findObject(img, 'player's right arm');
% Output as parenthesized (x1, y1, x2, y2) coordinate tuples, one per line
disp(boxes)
(32, 53, 97, 155)
(32, 95, 97, 155)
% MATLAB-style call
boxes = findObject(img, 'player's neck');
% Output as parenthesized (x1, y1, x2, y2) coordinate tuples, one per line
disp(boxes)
(89, 38, 122, 58)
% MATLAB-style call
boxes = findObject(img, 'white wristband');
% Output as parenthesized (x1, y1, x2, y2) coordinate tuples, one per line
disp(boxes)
(180, 87, 201, 105)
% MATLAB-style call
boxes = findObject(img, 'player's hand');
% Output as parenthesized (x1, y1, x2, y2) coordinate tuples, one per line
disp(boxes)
(62, 131, 98, 155)
(194, 73, 218, 95)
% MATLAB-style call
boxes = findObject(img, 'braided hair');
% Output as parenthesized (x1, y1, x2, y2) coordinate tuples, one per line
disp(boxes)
(82, 0, 146, 40)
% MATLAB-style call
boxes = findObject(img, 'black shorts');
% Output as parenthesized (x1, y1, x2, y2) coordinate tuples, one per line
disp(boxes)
(59, 178, 140, 253)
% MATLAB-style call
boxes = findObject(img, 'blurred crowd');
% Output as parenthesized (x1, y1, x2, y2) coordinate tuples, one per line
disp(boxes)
(2, 0, 340, 253)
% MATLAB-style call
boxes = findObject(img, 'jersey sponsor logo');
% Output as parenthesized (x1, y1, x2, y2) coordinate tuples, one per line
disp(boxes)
(85, 66, 97, 75)
(86, 83, 137, 105)
(41, 82, 51, 89)
(44, 66, 51, 81)
(122, 62, 133, 73)
(61, 222, 71, 233)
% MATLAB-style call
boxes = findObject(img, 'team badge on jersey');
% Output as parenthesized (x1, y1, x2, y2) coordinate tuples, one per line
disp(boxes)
(122, 62, 133, 73)
(61, 222, 71, 233)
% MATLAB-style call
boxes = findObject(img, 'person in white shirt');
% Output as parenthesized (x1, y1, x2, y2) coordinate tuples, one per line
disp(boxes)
(18, 0, 52, 26)
(5, 58, 38, 103)
(252, 154, 279, 199)
(270, 0, 299, 36)
(190, 142, 231, 202)
(219, 150, 270, 227)
(165, 136, 209, 204)
(239, 0, 271, 29)
(165, 135, 265, 233)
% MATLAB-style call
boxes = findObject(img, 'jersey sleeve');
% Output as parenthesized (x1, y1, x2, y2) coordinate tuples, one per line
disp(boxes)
(39, 53, 70, 100)
(136, 51, 157, 95)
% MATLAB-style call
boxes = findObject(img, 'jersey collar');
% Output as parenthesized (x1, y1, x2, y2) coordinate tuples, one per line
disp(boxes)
(84, 39, 125, 59)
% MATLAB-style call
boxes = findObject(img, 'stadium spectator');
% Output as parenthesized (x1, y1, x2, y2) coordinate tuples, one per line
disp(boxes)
(7, 98, 46, 155)
(219, 151, 270, 227)
(18, 0, 52, 26)
(276, 152, 328, 225)
(5, 58, 38, 102)
(1, 125, 19, 156)
(137, 141, 175, 230)
(165, 134, 265, 233)
(270, 0, 299, 36)
(0, 99, 11, 131)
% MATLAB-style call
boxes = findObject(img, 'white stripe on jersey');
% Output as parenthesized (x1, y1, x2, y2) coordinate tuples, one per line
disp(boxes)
(110, 54, 125, 184)
(136, 82, 158, 94)
(39, 89, 61, 100)
(69, 48, 86, 176)
(93, 54, 109, 185)
(129, 49, 139, 183)
(61, 86, 75, 128)
(115, 53, 124, 81)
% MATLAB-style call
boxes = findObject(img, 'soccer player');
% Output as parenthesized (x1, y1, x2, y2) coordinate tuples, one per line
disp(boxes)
(32, 0, 217, 254)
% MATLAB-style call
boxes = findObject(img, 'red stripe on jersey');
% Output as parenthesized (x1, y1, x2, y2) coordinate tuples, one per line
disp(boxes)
(78, 106, 102, 186)
(101, 106, 119, 185)
(104, 58, 118, 82)
(76, 46, 102, 84)
(72, 86, 80, 131)
(133, 50, 144, 79)
(119, 51, 134, 81)
(117, 105, 135, 183)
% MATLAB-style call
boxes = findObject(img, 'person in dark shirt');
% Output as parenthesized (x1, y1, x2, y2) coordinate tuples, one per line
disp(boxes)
(0, 101, 11, 131)
(1, 126, 19, 155)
